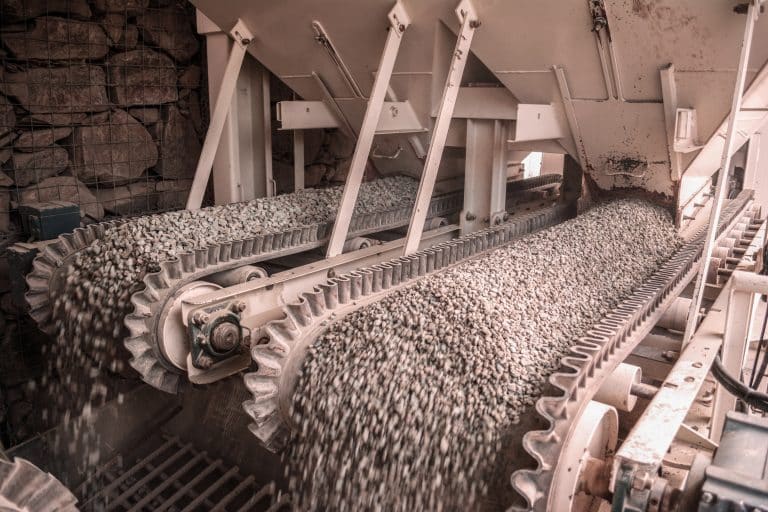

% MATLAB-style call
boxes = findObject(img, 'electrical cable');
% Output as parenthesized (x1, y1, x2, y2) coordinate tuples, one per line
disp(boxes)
(748, 238, 768, 390)
(712, 353, 768, 412)
(749, 299, 768, 388)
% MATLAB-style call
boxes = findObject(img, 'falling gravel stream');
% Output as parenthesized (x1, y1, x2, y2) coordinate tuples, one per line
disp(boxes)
(287, 199, 682, 511)
(44, 177, 419, 468)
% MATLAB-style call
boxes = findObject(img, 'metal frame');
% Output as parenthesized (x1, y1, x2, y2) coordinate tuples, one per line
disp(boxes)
(460, 119, 508, 234)
(325, 1, 411, 258)
(682, 1, 759, 347)
(293, 129, 304, 191)
(403, 0, 479, 255)
(187, 19, 254, 210)
(711, 270, 768, 440)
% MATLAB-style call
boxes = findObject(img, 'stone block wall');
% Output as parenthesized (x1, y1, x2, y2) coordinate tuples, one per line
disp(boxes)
(0, 0, 205, 238)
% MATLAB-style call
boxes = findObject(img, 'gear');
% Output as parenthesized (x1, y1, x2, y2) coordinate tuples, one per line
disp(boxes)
(0, 458, 77, 512)
(25, 221, 121, 334)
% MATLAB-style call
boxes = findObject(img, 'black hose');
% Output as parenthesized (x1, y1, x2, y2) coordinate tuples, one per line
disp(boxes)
(712, 354, 768, 412)
(749, 301, 768, 388)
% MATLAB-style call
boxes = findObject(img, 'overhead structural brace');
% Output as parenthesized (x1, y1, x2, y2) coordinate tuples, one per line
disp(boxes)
(186, 20, 253, 210)
(403, 0, 479, 255)
(324, 2, 412, 258)
(682, 0, 760, 347)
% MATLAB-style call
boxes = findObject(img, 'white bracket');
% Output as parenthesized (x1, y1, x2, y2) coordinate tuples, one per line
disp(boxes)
(455, 0, 478, 24)
(511, 104, 566, 142)
(325, 1, 411, 258)
(186, 18, 253, 209)
(673, 108, 703, 153)
(403, 0, 479, 255)
(229, 19, 253, 48)
(388, 0, 411, 33)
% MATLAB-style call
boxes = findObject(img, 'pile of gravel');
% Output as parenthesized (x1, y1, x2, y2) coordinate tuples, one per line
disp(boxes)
(287, 199, 681, 510)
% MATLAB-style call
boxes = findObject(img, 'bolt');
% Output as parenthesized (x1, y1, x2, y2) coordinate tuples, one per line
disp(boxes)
(193, 311, 209, 326)
(465, 212, 476, 221)
(232, 301, 247, 313)
(700, 492, 716, 504)
(210, 322, 240, 353)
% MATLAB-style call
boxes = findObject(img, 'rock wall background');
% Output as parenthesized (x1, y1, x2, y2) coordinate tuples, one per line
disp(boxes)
(0, 0, 206, 448)
(0, 0, 206, 238)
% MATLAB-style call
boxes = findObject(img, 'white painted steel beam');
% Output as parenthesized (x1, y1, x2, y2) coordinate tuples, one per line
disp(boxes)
(682, 2, 758, 348)
(278, 100, 423, 133)
(325, 1, 411, 258)
(611, 278, 732, 491)
(403, 0, 479, 255)
(660, 64, 682, 181)
(490, 120, 509, 225)
(461, 119, 494, 234)
(187, 19, 253, 210)
(277, 101, 339, 130)
(293, 129, 304, 191)
(511, 104, 566, 142)
(710, 280, 755, 441)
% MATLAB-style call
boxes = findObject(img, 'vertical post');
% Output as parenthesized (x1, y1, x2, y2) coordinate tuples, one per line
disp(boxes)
(197, 13, 241, 205)
(293, 129, 305, 190)
(461, 119, 494, 234)
(186, 20, 252, 210)
(325, 2, 411, 258)
(490, 120, 509, 225)
(660, 64, 682, 181)
(403, 0, 479, 255)
(682, 2, 757, 347)
(744, 132, 762, 190)
(711, 287, 755, 441)
(262, 70, 275, 197)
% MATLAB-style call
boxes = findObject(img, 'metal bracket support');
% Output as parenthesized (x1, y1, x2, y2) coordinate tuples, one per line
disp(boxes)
(293, 129, 304, 191)
(403, 0, 479, 255)
(325, 1, 411, 258)
(660, 64, 683, 181)
(186, 19, 253, 210)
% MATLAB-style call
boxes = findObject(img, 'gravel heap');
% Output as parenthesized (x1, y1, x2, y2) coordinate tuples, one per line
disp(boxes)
(287, 199, 682, 511)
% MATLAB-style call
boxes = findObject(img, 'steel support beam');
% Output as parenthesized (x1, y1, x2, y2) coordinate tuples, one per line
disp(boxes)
(682, 2, 758, 347)
(660, 64, 682, 181)
(325, 1, 411, 258)
(490, 120, 509, 225)
(187, 20, 252, 210)
(711, 271, 768, 440)
(293, 129, 304, 191)
(612, 278, 732, 491)
(461, 119, 493, 234)
(403, 0, 478, 255)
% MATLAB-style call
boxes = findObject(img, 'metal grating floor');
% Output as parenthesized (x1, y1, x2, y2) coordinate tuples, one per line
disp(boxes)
(74, 433, 290, 512)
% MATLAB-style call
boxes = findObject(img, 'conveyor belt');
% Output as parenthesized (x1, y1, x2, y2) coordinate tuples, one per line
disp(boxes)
(244, 192, 755, 509)
(25, 174, 561, 394)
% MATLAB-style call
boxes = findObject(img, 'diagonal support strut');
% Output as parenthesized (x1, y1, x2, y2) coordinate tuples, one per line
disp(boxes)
(403, 0, 480, 255)
(324, 2, 411, 258)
